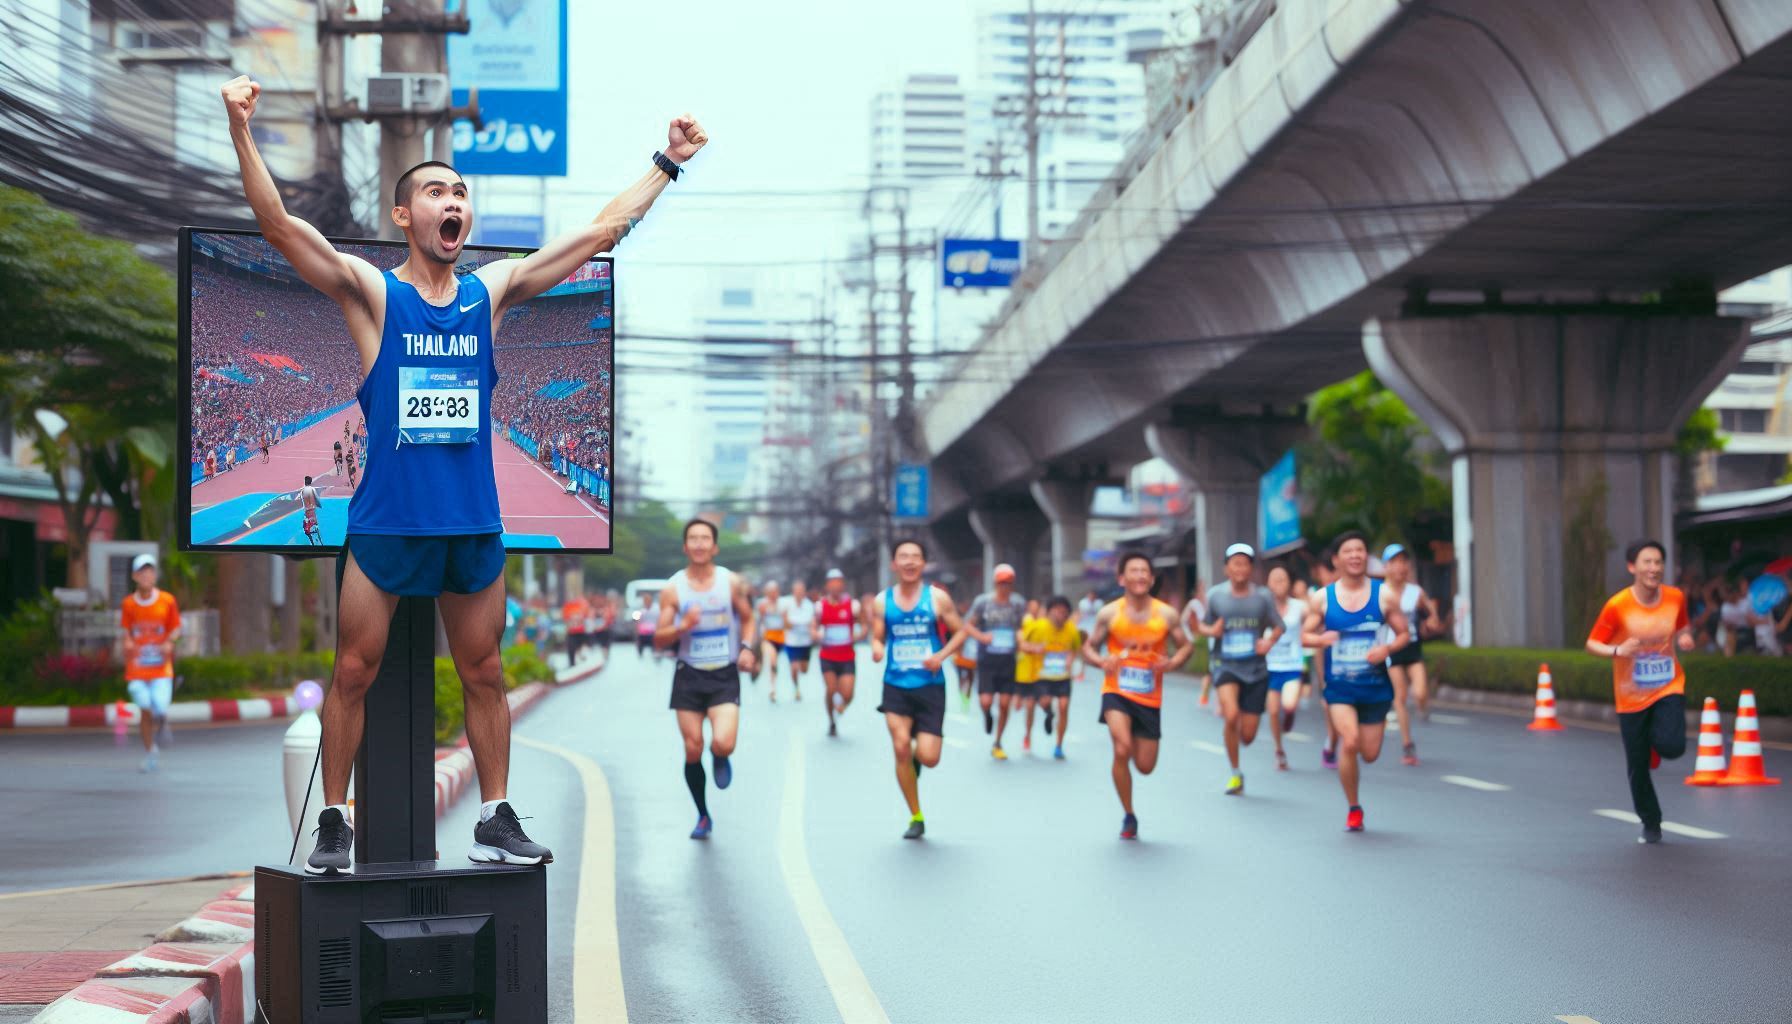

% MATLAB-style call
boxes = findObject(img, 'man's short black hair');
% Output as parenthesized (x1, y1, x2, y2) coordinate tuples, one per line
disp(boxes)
(1318, 546, 1337, 569)
(1047, 595, 1072, 613)
(1117, 551, 1154, 577)
(394, 160, 461, 208)
(1626, 539, 1667, 564)
(683, 517, 718, 543)
(892, 537, 927, 559)
(303, 475, 312, 485)
(1333, 529, 1369, 553)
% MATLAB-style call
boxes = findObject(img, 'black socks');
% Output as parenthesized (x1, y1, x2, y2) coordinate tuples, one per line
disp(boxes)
(684, 761, 709, 817)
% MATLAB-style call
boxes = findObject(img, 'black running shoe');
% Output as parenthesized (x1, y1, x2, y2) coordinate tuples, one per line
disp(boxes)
(903, 819, 925, 840)
(305, 807, 353, 875)
(1639, 824, 1663, 845)
(468, 802, 553, 865)
(828, 720, 838, 737)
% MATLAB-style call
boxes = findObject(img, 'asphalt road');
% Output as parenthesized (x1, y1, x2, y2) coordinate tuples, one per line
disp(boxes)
(9, 648, 1792, 1022)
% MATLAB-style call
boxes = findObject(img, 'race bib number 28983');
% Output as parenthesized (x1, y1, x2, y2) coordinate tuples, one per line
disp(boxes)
(399, 367, 480, 444)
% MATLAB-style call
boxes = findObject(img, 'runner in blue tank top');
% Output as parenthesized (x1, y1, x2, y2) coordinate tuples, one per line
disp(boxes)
(223, 72, 709, 872)
(1302, 530, 1411, 833)
(870, 538, 970, 840)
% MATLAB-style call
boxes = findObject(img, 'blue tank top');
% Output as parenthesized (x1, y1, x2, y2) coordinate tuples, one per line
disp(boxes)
(883, 585, 945, 689)
(347, 271, 502, 536)
(1323, 579, 1392, 698)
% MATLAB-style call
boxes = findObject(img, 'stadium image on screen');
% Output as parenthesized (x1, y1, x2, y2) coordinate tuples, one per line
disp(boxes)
(178, 229, 614, 553)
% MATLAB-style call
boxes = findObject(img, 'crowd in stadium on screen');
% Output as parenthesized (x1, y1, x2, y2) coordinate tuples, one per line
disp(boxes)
(189, 262, 612, 499)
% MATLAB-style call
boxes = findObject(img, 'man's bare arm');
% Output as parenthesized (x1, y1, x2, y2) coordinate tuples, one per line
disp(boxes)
(484, 116, 709, 313)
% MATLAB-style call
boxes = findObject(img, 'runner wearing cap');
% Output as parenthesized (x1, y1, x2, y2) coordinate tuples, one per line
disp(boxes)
(1194, 543, 1285, 795)
(870, 538, 970, 839)
(1082, 552, 1196, 839)
(1381, 543, 1440, 765)
(1585, 539, 1695, 844)
(814, 569, 863, 731)
(1302, 530, 1411, 832)
(120, 554, 181, 773)
(966, 563, 1028, 759)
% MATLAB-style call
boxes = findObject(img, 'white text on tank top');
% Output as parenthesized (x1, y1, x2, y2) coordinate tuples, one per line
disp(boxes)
(675, 567, 738, 670)
(1267, 598, 1305, 673)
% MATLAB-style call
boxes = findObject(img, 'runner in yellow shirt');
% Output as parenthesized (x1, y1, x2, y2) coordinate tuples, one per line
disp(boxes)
(1020, 596, 1081, 759)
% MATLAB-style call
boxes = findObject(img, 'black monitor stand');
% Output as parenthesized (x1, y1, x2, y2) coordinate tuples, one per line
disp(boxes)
(255, 596, 549, 1023)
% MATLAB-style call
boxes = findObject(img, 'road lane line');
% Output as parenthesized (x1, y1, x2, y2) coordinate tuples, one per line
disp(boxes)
(1592, 809, 1726, 839)
(1285, 731, 1312, 743)
(1441, 775, 1510, 792)
(779, 735, 892, 1024)
(1189, 740, 1227, 755)
(1430, 713, 1470, 725)
(943, 736, 970, 750)
(1556, 1016, 1602, 1023)
(512, 736, 628, 1023)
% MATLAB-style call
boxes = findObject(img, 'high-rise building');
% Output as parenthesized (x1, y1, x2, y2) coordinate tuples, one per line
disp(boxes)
(870, 73, 973, 184)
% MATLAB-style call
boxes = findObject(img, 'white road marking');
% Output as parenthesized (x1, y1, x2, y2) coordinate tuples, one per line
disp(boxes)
(1189, 740, 1227, 755)
(779, 735, 891, 1024)
(1592, 809, 1727, 839)
(1441, 774, 1510, 792)
(1430, 713, 1470, 725)
(511, 736, 628, 1023)
(1556, 1016, 1602, 1024)
(1284, 731, 1313, 743)
(943, 736, 970, 749)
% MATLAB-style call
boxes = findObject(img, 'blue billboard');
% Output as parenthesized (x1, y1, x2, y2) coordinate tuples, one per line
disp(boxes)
(942, 238, 1022, 288)
(1258, 449, 1301, 555)
(449, 0, 568, 176)
(893, 464, 930, 520)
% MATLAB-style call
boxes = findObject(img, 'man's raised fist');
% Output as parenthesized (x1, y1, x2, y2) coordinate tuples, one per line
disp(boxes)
(221, 75, 260, 128)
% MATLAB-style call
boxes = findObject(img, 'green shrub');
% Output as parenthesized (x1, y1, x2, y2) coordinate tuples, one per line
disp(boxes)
(1428, 645, 1792, 718)
(0, 647, 336, 707)
(501, 643, 553, 690)
(435, 657, 465, 745)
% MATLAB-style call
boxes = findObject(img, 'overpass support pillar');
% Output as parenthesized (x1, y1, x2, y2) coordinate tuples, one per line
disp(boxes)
(1365, 312, 1749, 648)
(1030, 479, 1096, 598)
(968, 498, 1049, 596)
(1145, 418, 1306, 592)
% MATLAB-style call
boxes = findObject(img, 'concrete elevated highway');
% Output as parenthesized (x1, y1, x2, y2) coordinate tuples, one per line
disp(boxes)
(918, 0, 1792, 646)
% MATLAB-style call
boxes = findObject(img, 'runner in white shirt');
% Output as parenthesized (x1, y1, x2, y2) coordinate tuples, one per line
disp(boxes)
(780, 582, 820, 715)
(1181, 580, 1216, 715)
(1264, 565, 1306, 772)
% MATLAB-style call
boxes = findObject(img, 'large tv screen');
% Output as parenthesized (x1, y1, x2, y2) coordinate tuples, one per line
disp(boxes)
(178, 228, 614, 554)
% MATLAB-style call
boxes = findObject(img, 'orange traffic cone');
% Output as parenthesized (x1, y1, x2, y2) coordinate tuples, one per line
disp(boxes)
(1527, 664, 1563, 731)
(1685, 697, 1729, 785)
(1720, 690, 1781, 786)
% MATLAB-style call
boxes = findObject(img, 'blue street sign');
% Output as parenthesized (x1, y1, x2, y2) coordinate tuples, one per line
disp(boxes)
(942, 238, 1022, 288)
(1749, 573, 1787, 616)
(449, 0, 568, 176)
(1258, 449, 1301, 554)
(474, 214, 544, 247)
(893, 464, 930, 520)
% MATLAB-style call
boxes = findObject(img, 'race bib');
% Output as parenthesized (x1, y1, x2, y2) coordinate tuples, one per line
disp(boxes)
(823, 624, 852, 647)
(892, 638, 931, 670)
(1333, 634, 1372, 676)
(987, 627, 1017, 655)
(1632, 653, 1676, 690)
(136, 645, 165, 669)
(1267, 634, 1302, 673)
(398, 366, 480, 444)
(1042, 651, 1071, 678)
(1221, 629, 1256, 659)
(688, 630, 731, 664)
(1118, 665, 1155, 695)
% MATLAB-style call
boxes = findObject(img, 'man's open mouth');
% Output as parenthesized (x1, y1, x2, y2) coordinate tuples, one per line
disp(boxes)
(439, 216, 463, 245)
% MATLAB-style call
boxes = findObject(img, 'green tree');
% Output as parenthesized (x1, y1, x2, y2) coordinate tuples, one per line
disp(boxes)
(0, 186, 177, 586)
(1299, 371, 1451, 548)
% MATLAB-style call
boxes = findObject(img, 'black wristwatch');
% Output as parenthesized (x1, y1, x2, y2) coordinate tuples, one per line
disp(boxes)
(652, 151, 681, 181)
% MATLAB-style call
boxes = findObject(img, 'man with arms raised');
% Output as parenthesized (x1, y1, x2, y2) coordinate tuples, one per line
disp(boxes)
(221, 74, 708, 872)
(869, 539, 968, 839)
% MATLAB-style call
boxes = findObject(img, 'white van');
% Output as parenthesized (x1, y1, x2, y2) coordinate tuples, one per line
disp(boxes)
(620, 578, 668, 637)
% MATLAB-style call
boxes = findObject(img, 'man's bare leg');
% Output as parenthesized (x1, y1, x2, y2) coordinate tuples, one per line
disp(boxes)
(440, 574, 510, 801)
(319, 551, 398, 807)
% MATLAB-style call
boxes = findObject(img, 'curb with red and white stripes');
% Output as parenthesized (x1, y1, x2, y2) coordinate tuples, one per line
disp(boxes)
(28, 650, 604, 1022)
(0, 697, 299, 730)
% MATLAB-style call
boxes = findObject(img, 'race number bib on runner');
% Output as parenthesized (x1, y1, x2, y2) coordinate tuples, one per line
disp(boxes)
(892, 638, 931, 670)
(1221, 629, 1256, 659)
(823, 624, 853, 647)
(1632, 652, 1676, 690)
(688, 630, 732, 664)
(136, 645, 165, 670)
(1334, 634, 1372, 676)
(1118, 665, 1155, 695)
(987, 627, 1017, 655)
(398, 367, 480, 444)
(1042, 651, 1071, 678)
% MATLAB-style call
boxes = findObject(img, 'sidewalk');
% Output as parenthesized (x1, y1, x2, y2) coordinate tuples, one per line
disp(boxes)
(0, 876, 246, 1022)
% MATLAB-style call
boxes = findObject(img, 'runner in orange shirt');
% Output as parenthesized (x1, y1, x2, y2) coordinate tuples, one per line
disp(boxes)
(120, 554, 181, 774)
(562, 592, 591, 665)
(1081, 552, 1196, 840)
(1585, 539, 1695, 844)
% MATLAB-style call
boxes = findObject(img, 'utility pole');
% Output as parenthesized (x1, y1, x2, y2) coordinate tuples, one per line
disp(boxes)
(1025, 0, 1040, 262)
